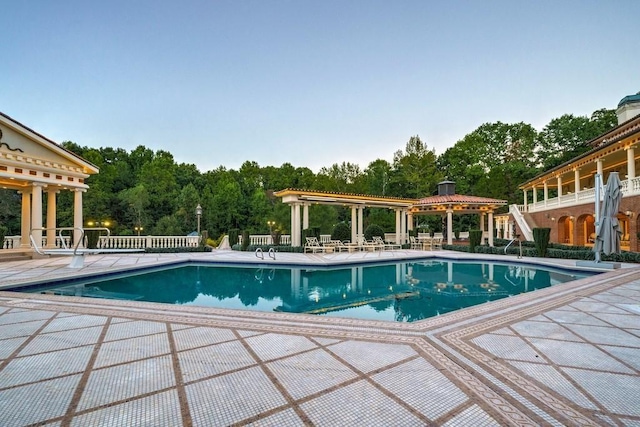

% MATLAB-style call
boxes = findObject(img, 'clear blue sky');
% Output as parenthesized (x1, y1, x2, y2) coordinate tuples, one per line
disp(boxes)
(2, 0, 639, 172)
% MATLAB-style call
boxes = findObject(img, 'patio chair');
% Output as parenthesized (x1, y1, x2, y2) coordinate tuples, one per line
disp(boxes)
(354, 238, 379, 252)
(431, 237, 443, 250)
(327, 240, 350, 252)
(409, 236, 422, 250)
(373, 236, 401, 250)
(304, 237, 326, 253)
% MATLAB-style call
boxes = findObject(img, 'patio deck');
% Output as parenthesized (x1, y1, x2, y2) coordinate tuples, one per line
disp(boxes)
(1, 250, 639, 426)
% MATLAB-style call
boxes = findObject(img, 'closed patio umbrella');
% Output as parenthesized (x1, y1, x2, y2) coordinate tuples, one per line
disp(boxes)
(594, 172, 622, 259)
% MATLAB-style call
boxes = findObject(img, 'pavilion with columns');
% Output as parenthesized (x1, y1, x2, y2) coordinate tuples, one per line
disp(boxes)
(275, 182, 507, 247)
(0, 112, 98, 249)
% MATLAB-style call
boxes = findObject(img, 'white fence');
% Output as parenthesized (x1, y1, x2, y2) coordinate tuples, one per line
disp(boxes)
(2, 235, 200, 250)
(522, 176, 640, 213)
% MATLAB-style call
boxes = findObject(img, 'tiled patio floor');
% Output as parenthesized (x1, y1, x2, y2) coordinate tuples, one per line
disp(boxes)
(1, 250, 639, 426)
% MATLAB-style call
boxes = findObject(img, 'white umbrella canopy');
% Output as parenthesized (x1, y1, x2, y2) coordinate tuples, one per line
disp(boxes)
(594, 172, 623, 257)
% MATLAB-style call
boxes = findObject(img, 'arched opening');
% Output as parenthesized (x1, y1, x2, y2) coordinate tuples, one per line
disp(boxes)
(578, 214, 595, 246)
(618, 212, 630, 251)
(557, 216, 573, 244)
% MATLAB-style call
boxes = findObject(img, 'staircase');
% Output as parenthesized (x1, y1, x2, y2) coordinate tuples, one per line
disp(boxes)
(509, 204, 534, 241)
(0, 250, 33, 263)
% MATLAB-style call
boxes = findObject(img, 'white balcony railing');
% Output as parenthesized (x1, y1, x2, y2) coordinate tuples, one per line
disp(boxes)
(523, 176, 640, 213)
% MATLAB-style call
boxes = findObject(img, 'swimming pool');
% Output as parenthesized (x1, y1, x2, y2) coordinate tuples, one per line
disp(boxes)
(16, 259, 594, 322)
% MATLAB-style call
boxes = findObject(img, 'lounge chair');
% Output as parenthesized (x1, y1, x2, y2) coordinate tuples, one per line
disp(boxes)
(327, 240, 351, 252)
(304, 237, 327, 253)
(373, 236, 401, 250)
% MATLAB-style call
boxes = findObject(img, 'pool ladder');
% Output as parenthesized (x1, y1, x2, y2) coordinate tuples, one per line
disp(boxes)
(504, 237, 523, 259)
(255, 247, 277, 260)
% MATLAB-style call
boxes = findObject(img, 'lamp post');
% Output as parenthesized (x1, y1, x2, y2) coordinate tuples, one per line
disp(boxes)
(134, 226, 143, 236)
(196, 204, 202, 236)
(267, 220, 275, 233)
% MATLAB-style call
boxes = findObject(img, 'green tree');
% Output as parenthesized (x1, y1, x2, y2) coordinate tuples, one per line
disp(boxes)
(391, 135, 442, 198)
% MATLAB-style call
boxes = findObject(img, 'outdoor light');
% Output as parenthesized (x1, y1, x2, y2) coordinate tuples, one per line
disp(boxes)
(267, 220, 275, 232)
(134, 226, 144, 236)
(626, 210, 634, 218)
(195, 204, 202, 235)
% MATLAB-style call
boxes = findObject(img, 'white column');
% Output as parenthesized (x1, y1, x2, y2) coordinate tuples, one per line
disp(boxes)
(351, 206, 357, 243)
(20, 190, 31, 248)
(597, 159, 603, 177)
(556, 175, 562, 204)
(488, 211, 494, 247)
(73, 189, 84, 248)
(302, 203, 309, 230)
(532, 186, 537, 204)
(290, 204, 296, 245)
(46, 189, 58, 248)
(574, 168, 580, 202)
(295, 203, 302, 246)
(400, 209, 407, 244)
(357, 206, 364, 242)
(395, 209, 401, 244)
(31, 183, 44, 248)
(407, 212, 413, 231)
(544, 181, 548, 207)
(627, 147, 636, 180)
(523, 189, 528, 210)
(446, 209, 453, 245)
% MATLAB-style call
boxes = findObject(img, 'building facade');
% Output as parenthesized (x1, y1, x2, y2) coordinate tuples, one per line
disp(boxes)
(515, 93, 640, 251)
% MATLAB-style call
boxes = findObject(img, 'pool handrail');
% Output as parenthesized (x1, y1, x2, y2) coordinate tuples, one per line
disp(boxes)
(504, 236, 523, 259)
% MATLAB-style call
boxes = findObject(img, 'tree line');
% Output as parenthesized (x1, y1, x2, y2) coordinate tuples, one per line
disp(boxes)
(0, 108, 617, 241)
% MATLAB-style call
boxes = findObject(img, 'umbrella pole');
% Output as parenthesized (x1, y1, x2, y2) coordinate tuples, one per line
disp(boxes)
(594, 173, 601, 263)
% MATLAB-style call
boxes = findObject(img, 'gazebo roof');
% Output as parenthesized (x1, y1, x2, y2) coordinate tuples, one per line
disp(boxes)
(412, 194, 507, 214)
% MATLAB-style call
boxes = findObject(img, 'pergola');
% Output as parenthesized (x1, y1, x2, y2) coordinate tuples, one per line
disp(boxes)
(275, 186, 508, 246)
(273, 189, 415, 246)
(0, 112, 99, 248)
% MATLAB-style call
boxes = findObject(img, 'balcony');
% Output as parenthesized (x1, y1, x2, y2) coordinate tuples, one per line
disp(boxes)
(520, 176, 640, 213)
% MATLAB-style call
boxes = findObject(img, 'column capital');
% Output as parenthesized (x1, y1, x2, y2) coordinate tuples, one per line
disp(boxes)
(72, 188, 87, 193)
(32, 182, 47, 188)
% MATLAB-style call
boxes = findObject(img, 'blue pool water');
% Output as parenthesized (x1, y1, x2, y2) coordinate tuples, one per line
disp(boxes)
(18, 260, 593, 323)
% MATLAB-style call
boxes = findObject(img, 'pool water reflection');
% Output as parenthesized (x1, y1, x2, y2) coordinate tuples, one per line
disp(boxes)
(22, 260, 592, 323)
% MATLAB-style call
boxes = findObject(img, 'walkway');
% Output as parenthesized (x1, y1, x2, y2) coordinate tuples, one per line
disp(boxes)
(1, 250, 639, 426)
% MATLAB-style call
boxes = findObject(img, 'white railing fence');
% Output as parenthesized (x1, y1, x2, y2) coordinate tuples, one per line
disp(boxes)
(2, 235, 201, 250)
(521, 176, 640, 213)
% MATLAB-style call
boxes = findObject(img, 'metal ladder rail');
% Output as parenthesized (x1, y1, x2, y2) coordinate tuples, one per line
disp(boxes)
(504, 237, 523, 259)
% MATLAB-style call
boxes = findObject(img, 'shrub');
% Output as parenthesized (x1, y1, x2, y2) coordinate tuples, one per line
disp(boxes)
(0, 224, 7, 249)
(331, 222, 351, 242)
(533, 228, 551, 257)
(84, 230, 101, 249)
(469, 229, 483, 253)
(364, 224, 385, 241)
(241, 230, 250, 251)
(229, 229, 239, 246)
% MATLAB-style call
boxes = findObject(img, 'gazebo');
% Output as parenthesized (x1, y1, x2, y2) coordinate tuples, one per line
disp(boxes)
(411, 181, 508, 246)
